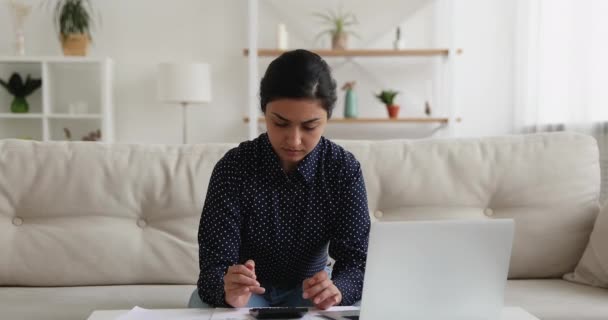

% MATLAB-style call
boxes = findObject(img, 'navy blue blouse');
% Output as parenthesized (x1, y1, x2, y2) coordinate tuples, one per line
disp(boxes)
(197, 133, 370, 307)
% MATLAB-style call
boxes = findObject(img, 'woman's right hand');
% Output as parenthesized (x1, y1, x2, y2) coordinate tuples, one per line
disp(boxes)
(224, 260, 266, 307)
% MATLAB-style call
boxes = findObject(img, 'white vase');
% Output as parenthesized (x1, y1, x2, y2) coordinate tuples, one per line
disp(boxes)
(393, 39, 404, 50)
(15, 29, 25, 56)
(9, 1, 32, 56)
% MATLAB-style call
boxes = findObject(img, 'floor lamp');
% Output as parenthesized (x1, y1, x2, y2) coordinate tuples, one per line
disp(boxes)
(157, 63, 212, 144)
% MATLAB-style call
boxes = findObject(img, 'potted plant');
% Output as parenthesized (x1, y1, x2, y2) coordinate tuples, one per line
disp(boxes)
(313, 8, 358, 50)
(0, 73, 42, 113)
(51, 0, 97, 56)
(375, 90, 400, 119)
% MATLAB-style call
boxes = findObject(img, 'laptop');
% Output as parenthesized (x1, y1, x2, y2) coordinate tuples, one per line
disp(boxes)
(359, 219, 514, 320)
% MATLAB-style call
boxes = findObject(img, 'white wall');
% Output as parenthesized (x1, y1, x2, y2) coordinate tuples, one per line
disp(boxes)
(0, 0, 516, 143)
(451, 0, 516, 137)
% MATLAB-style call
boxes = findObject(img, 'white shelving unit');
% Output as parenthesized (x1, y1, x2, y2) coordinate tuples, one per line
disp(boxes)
(245, 0, 459, 140)
(0, 56, 114, 142)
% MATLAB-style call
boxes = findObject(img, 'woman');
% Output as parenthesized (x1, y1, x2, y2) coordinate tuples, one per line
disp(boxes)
(189, 49, 370, 310)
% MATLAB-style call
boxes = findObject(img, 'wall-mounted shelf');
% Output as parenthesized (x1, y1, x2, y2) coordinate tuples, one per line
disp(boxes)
(244, 117, 453, 124)
(244, 0, 459, 140)
(243, 48, 454, 57)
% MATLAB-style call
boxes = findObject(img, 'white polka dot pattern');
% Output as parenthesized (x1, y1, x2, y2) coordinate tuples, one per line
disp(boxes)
(197, 133, 370, 307)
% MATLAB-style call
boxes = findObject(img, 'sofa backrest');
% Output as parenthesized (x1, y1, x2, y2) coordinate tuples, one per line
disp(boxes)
(0, 132, 600, 286)
(0, 142, 231, 286)
(339, 132, 600, 278)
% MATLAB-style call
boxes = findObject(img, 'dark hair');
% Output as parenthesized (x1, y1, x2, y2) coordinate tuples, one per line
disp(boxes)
(260, 49, 337, 118)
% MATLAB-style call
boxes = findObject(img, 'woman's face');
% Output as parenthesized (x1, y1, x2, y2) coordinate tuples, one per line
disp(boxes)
(265, 98, 328, 172)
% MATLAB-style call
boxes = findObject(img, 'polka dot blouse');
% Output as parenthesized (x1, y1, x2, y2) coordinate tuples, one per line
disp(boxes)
(197, 133, 370, 307)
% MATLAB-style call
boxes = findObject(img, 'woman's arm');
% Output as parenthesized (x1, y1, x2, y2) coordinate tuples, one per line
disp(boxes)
(197, 151, 243, 307)
(328, 162, 371, 306)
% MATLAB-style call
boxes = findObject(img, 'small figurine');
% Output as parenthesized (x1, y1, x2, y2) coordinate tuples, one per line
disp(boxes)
(393, 27, 404, 50)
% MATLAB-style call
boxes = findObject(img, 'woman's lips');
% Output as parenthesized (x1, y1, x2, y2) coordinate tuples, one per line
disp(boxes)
(283, 149, 303, 156)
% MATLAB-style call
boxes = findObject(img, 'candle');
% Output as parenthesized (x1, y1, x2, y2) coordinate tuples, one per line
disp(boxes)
(277, 23, 288, 50)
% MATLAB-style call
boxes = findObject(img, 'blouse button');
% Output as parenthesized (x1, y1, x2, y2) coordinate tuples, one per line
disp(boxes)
(12, 217, 23, 226)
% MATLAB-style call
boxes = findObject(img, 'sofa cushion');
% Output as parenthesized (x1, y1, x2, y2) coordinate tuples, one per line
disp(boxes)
(0, 285, 195, 320)
(0, 141, 233, 286)
(565, 200, 608, 288)
(337, 132, 600, 278)
(505, 279, 608, 320)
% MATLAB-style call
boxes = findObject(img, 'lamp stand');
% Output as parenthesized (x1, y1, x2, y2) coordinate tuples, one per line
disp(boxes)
(181, 102, 188, 144)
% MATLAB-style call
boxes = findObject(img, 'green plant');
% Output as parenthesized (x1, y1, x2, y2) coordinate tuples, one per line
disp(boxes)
(313, 7, 359, 41)
(0, 73, 41, 98)
(49, 0, 97, 39)
(0, 73, 42, 113)
(375, 90, 399, 106)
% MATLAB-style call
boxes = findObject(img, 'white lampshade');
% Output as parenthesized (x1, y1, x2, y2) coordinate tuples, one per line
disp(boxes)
(157, 63, 212, 104)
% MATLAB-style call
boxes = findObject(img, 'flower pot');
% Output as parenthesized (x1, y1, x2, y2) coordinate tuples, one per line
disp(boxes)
(386, 105, 400, 119)
(332, 32, 348, 50)
(10, 96, 29, 113)
(61, 33, 89, 56)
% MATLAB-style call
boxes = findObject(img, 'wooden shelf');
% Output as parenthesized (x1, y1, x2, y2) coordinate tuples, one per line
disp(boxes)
(243, 48, 451, 57)
(244, 117, 449, 124)
(0, 56, 110, 64)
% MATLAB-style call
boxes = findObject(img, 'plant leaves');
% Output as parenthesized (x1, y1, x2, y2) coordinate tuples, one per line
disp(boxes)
(54, 0, 95, 39)
(0, 78, 14, 96)
(8, 73, 24, 95)
(375, 90, 400, 105)
(0, 73, 40, 97)
(311, 7, 358, 38)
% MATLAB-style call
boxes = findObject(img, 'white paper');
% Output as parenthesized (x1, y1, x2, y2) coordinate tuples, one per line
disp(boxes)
(210, 308, 251, 320)
(115, 306, 211, 320)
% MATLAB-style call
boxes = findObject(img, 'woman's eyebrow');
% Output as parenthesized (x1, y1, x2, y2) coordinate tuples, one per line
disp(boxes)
(302, 118, 321, 124)
(271, 112, 290, 122)
(271, 112, 320, 124)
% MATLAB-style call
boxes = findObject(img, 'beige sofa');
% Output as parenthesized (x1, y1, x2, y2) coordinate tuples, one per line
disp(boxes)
(1, 132, 607, 320)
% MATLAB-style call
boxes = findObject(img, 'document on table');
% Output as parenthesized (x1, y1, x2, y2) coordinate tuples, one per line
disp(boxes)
(210, 306, 360, 320)
(115, 306, 211, 320)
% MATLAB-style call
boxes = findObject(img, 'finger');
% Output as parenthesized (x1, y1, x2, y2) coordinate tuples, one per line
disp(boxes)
(227, 265, 256, 279)
(304, 270, 328, 289)
(227, 274, 260, 287)
(302, 278, 313, 290)
(303, 279, 332, 299)
(317, 295, 340, 310)
(226, 286, 250, 296)
(225, 281, 255, 291)
(313, 286, 337, 305)
(250, 285, 266, 295)
(245, 260, 255, 271)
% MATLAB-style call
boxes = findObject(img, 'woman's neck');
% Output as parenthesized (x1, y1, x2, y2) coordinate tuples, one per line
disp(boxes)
(280, 160, 297, 174)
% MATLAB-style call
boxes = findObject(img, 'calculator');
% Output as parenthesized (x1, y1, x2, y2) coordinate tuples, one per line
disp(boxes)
(249, 307, 308, 319)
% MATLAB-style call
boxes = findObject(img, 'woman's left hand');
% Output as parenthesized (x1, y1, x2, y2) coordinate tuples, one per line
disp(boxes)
(302, 270, 342, 310)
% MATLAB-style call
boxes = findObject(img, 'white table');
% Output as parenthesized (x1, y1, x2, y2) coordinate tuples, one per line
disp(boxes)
(87, 306, 540, 320)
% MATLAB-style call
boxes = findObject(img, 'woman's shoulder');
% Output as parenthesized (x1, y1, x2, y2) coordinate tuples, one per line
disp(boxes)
(321, 137, 361, 174)
(214, 135, 264, 173)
